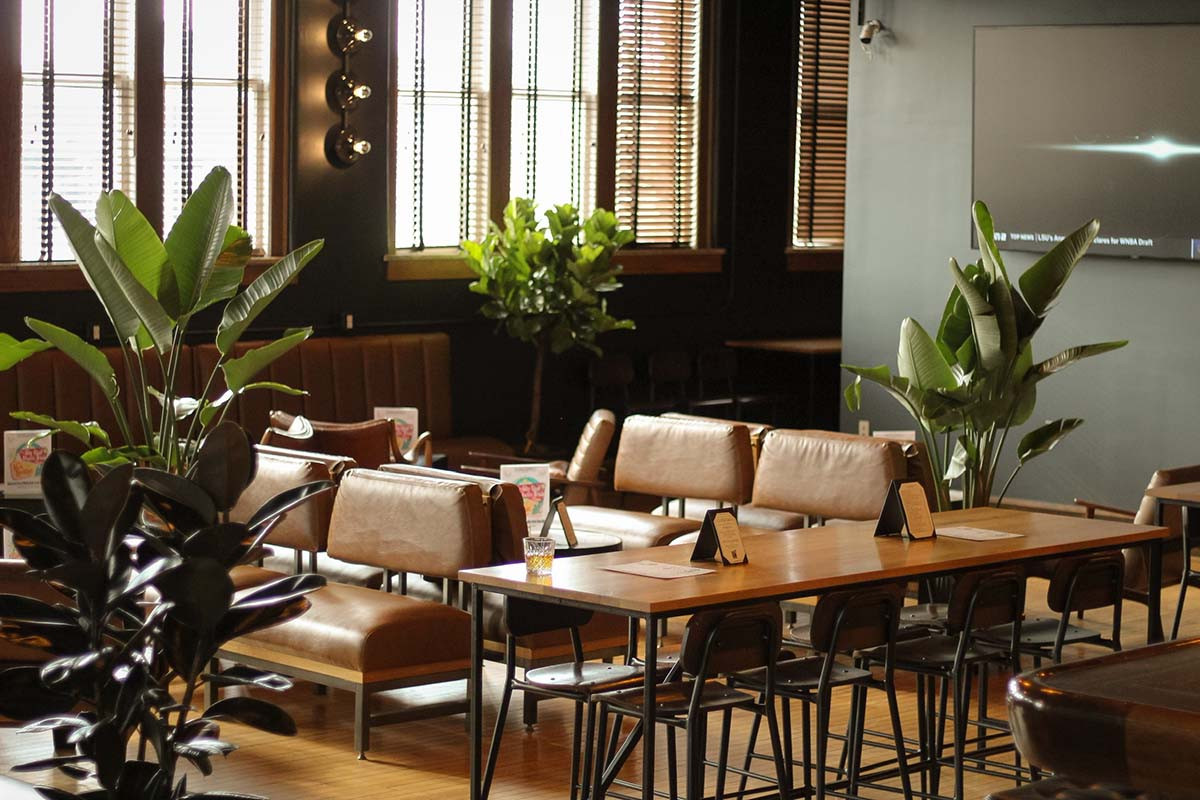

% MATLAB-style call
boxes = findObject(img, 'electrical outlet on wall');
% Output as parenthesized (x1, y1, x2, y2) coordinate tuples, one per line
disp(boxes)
(858, 419, 870, 436)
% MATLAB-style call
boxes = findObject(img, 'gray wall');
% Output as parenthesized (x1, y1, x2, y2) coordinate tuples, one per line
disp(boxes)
(841, 0, 1200, 509)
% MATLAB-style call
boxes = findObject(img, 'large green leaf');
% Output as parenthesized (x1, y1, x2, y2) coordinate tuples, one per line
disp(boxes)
(1007, 342, 1037, 426)
(10, 411, 109, 447)
(1018, 217, 1100, 317)
(25, 318, 119, 403)
(94, 190, 169, 298)
(945, 435, 978, 481)
(949, 257, 1004, 373)
(971, 201, 1011, 284)
(194, 225, 254, 314)
(897, 318, 958, 392)
(48, 194, 141, 342)
(215, 239, 324, 354)
(220, 328, 312, 392)
(165, 167, 234, 315)
(1025, 340, 1128, 385)
(0, 334, 53, 370)
(936, 285, 971, 366)
(92, 231, 174, 354)
(1017, 418, 1084, 464)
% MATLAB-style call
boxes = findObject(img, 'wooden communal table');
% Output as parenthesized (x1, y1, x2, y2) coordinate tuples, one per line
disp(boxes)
(1008, 637, 1200, 798)
(724, 337, 842, 425)
(1147, 481, 1200, 639)
(460, 507, 1169, 800)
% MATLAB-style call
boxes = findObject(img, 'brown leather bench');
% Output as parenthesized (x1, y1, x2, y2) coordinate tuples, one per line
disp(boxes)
(0, 333, 510, 468)
(216, 469, 493, 756)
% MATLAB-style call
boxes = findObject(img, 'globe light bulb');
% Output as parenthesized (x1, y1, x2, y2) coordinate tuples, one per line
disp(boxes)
(352, 83, 372, 100)
(352, 139, 372, 155)
(354, 27, 373, 43)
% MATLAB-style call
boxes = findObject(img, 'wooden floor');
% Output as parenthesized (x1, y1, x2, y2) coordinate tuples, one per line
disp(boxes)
(1, 578, 1187, 799)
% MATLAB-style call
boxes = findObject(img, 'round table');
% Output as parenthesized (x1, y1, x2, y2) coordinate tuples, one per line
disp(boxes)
(548, 529, 623, 556)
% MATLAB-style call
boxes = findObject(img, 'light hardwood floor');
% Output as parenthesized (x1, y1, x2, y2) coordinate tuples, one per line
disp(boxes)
(1, 578, 1186, 799)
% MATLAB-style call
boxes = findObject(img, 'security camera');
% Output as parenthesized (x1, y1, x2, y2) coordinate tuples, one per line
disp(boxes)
(859, 19, 884, 45)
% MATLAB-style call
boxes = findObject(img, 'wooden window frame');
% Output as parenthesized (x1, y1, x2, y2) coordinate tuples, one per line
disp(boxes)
(386, 0, 723, 281)
(0, 0, 290, 289)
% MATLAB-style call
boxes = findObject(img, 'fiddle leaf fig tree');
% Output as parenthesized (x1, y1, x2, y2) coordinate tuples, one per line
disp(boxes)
(0, 167, 324, 472)
(843, 201, 1127, 509)
(463, 198, 635, 453)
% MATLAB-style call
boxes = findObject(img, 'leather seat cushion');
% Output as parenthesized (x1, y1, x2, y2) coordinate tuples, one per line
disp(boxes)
(401, 577, 628, 655)
(737, 504, 808, 531)
(260, 548, 385, 589)
(234, 572, 470, 673)
(567, 506, 700, 549)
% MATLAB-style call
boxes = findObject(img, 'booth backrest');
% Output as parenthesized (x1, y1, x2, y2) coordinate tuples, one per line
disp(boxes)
(326, 469, 491, 579)
(381, 462, 528, 565)
(228, 446, 357, 553)
(613, 414, 754, 504)
(0, 333, 455, 446)
(262, 413, 396, 469)
(752, 429, 907, 521)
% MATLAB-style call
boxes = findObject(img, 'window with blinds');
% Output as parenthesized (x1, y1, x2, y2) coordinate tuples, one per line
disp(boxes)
(164, 0, 272, 252)
(19, 0, 137, 262)
(614, 0, 700, 247)
(792, 0, 849, 248)
(394, 0, 490, 250)
(510, 0, 599, 215)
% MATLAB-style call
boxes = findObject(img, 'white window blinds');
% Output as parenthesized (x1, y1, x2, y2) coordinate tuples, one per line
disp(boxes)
(614, 0, 700, 246)
(510, 0, 599, 214)
(792, 0, 849, 248)
(394, 0, 490, 250)
(163, 0, 272, 252)
(19, 0, 136, 261)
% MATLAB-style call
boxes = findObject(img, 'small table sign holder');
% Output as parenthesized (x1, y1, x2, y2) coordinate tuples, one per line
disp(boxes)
(690, 508, 749, 565)
(874, 480, 937, 541)
(539, 497, 579, 548)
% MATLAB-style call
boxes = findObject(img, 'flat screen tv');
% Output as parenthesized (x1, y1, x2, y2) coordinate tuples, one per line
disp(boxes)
(973, 24, 1200, 261)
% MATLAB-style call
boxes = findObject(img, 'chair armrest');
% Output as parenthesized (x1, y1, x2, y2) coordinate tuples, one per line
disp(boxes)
(460, 465, 502, 478)
(400, 430, 434, 466)
(466, 451, 545, 467)
(1072, 497, 1137, 519)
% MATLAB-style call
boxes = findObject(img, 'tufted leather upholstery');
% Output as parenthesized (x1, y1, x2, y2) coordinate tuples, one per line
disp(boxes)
(750, 429, 908, 522)
(326, 469, 492, 579)
(0, 333, 511, 468)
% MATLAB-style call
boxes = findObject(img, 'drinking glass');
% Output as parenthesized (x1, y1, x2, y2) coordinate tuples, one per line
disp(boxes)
(523, 536, 555, 576)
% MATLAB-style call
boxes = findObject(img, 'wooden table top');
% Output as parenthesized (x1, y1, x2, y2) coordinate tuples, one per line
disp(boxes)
(1145, 481, 1200, 503)
(460, 507, 1167, 616)
(1009, 637, 1200, 795)
(723, 337, 843, 355)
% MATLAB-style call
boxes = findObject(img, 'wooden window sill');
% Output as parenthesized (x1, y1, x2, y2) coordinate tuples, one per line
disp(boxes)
(0, 257, 282, 294)
(385, 247, 726, 281)
(786, 247, 843, 272)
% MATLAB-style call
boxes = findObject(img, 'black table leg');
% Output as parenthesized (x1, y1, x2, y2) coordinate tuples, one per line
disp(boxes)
(642, 614, 658, 800)
(1147, 537, 1165, 645)
(470, 585, 484, 800)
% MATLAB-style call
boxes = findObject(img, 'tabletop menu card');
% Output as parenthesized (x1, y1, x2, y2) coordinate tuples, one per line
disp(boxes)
(690, 508, 749, 565)
(602, 560, 716, 580)
(874, 480, 937, 540)
(3, 429, 50, 498)
(373, 406, 419, 454)
(538, 497, 578, 548)
(500, 462, 551, 524)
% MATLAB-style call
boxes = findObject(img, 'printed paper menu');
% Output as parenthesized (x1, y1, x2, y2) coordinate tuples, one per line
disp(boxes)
(373, 406, 419, 453)
(501, 463, 552, 524)
(4, 429, 50, 498)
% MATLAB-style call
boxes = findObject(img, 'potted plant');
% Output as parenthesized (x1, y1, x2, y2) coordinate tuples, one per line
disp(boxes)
(0, 422, 331, 799)
(843, 201, 1127, 509)
(0, 166, 324, 473)
(462, 198, 634, 453)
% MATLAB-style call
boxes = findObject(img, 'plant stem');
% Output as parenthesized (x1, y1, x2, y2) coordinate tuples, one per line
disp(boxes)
(182, 357, 225, 464)
(996, 465, 1021, 507)
(524, 339, 546, 454)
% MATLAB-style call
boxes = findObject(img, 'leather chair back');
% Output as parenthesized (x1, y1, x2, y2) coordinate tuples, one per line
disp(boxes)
(752, 429, 907, 521)
(228, 447, 356, 553)
(326, 469, 491, 579)
(809, 583, 905, 654)
(380, 463, 528, 565)
(565, 409, 616, 483)
(946, 567, 1026, 635)
(1047, 552, 1125, 614)
(263, 413, 395, 469)
(613, 415, 754, 504)
(662, 412, 773, 463)
(1123, 463, 1200, 594)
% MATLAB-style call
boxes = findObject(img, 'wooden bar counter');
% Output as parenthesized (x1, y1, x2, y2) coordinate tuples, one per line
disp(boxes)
(1008, 637, 1200, 798)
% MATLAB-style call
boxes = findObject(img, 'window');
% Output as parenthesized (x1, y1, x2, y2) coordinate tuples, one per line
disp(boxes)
(390, 0, 706, 254)
(164, 0, 272, 250)
(792, 0, 850, 249)
(614, 0, 700, 247)
(4, 0, 277, 264)
(19, 0, 137, 262)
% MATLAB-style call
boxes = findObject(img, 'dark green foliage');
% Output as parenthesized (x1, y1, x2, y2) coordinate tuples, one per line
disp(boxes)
(0, 422, 332, 799)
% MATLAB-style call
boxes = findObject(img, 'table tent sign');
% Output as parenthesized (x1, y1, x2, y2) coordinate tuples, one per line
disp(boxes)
(373, 406, 420, 454)
(500, 462, 552, 525)
(4, 428, 51, 499)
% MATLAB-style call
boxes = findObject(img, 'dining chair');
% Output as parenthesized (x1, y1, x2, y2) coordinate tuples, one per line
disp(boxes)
(262, 411, 433, 469)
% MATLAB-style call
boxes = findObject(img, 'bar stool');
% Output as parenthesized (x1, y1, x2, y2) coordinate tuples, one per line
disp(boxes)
(591, 601, 792, 800)
(732, 584, 914, 800)
(481, 597, 646, 800)
(861, 567, 1026, 800)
